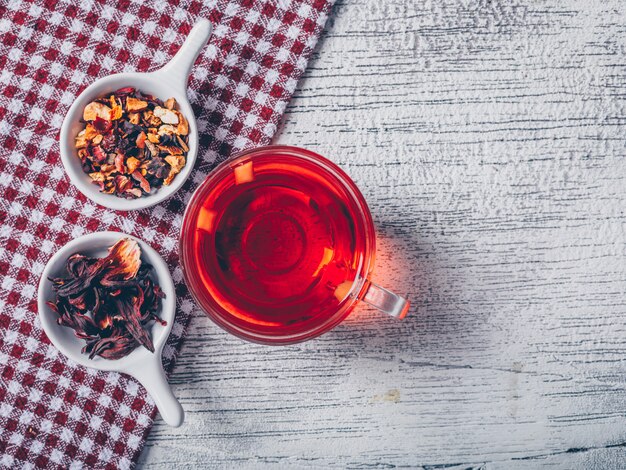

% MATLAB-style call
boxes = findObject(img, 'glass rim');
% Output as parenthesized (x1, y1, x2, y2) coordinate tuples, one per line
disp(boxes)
(179, 145, 377, 344)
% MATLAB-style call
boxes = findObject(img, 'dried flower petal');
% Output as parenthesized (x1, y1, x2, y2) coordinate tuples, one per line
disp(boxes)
(66, 254, 93, 278)
(114, 174, 132, 192)
(96, 336, 138, 360)
(52, 260, 104, 297)
(136, 131, 146, 149)
(91, 146, 107, 163)
(100, 133, 117, 150)
(131, 170, 151, 193)
(113, 152, 125, 173)
(114, 296, 154, 352)
(93, 117, 112, 133)
(101, 238, 142, 283)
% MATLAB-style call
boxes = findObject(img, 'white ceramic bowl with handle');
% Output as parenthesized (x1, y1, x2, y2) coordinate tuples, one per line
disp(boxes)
(38, 231, 183, 427)
(59, 19, 212, 211)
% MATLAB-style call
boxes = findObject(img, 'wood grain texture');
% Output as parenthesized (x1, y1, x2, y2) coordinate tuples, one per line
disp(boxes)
(138, 0, 626, 468)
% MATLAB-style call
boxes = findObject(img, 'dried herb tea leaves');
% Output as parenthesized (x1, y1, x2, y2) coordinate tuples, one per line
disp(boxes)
(47, 238, 167, 360)
(75, 88, 189, 199)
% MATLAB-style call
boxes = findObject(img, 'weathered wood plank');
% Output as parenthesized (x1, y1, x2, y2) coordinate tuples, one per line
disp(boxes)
(139, 0, 626, 467)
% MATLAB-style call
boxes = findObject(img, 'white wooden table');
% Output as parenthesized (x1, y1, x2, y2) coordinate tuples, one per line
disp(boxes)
(139, 0, 626, 467)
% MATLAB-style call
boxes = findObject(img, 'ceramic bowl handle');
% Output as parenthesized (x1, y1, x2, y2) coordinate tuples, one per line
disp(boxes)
(156, 18, 212, 92)
(361, 281, 410, 319)
(130, 358, 184, 427)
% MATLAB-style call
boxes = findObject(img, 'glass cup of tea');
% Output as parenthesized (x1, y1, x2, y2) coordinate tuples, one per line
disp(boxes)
(180, 146, 409, 344)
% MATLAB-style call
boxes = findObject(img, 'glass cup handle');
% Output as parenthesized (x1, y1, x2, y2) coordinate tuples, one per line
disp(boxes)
(361, 281, 410, 319)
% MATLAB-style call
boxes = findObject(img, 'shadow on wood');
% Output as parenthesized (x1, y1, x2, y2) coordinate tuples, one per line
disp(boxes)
(321, 218, 480, 363)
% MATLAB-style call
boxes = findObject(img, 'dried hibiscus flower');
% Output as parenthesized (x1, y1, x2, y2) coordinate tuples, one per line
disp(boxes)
(75, 88, 189, 199)
(47, 238, 167, 360)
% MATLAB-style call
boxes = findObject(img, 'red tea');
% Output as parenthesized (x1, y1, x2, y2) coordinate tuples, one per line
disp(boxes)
(184, 152, 371, 340)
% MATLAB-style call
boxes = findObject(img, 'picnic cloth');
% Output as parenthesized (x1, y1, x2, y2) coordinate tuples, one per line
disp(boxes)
(0, 0, 334, 467)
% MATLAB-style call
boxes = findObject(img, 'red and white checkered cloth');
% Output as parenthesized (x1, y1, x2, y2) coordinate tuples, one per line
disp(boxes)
(0, 0, 333, 467)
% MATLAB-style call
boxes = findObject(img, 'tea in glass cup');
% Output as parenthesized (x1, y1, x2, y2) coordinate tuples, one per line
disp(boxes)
(180, 146, 408, 344)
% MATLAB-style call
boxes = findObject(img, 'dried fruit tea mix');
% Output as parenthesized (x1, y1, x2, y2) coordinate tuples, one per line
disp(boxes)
(75, 88, 189, 198)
